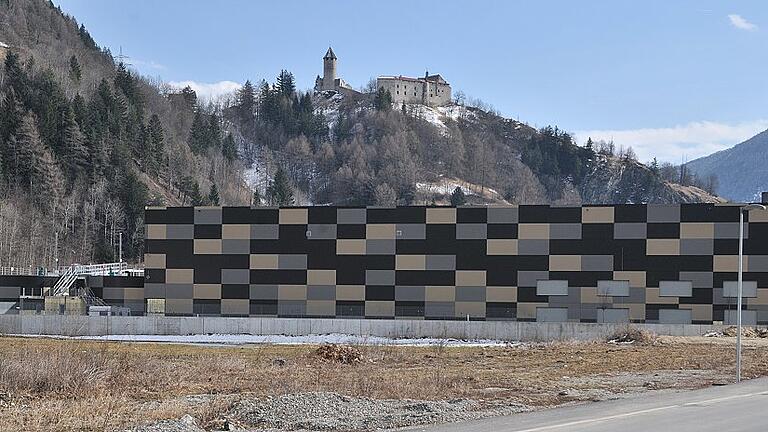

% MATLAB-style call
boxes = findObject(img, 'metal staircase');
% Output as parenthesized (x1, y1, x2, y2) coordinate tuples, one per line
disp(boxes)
(50, 262, 128, 297)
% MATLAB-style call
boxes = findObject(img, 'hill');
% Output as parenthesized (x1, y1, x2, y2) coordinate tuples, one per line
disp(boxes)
(0, 0, 721, 271)
(0, 0, 250, 269)
(686, 128, 768, 202)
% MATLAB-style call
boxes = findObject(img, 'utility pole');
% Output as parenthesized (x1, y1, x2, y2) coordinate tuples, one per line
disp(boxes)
(118, 232, 123, 264)
(54, 231, 59, 273)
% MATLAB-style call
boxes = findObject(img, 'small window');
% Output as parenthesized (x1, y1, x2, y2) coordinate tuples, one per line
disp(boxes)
(396, 91, 399, 95)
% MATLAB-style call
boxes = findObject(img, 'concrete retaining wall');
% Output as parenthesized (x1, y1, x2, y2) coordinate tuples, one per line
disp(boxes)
(0, 315, 728, 341)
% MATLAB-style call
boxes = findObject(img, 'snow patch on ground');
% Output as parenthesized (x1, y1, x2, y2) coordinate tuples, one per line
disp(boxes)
(13, 333, 514, 347)
(417, 176, 508, 203)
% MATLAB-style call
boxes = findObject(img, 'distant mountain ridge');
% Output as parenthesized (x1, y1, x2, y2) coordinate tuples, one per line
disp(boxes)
(687, 128, 768, 202)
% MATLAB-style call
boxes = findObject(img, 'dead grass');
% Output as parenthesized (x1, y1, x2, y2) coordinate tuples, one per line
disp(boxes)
(606, 325, 657, 345)
(0, 335, 767, 431)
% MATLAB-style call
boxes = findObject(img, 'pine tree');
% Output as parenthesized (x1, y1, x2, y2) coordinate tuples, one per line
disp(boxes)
(33, 148, 64, 208)
(450, 186, 467, 206)
(14, 114, 44, 188)
(189, 181, 204, 206)
(68, 55, 81, 82)
(61, 107, 90, 179)
(207, 182, 220, 205)
(373, 88, 392, 111)
(585, 137, 594, 152)
(206, 112, 222, 149)
(189, 110, 207, 154)
(222, 132, 237, 162)
(649, 157, 660, 176)
(237, 80, 256, 121)
(267, 167, 294, 206)
(275, 70, 295, 97)
(374, 183, 397, 206)
(252, 188, 261, 206)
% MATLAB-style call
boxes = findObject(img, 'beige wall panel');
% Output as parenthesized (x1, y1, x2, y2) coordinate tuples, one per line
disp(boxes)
(144, 253, 166, 269)
(613, 271, 646, 288)
(680, 223, 714, 239)
(306, 300, 335, 316)
(549, 255, 581, 272)
(194, 239, 222, 255)
(396, 255, 426, 270)
(426, 207, 456, 224)
(748, 210, 768, 222)
(367, 224, 396, 239)
(278, 285, 307, 301)
(337, 239, 366, 255)
(646, 239, 679, 255)
(123, 288, 145, 300)
(486, 286, 517, 302)
(582, 207, 614, 223)
(680, 304, 713, 321)
(336, 285, 365, 301)
(307, 270, 336, 285)
(193, 284, 221, 299)
(250, 254, 278, 269)
(365, 301, 394, 316)
(747, 289, 768, 306)
(279, 208, 308, 224)
(222, 224, 251, 239)
(455, 270, 486, 286)
(518, 224, 550, 239)
(487, 239, 518, 255)
(425, 286, 455, 301)
(517, 302, 547, 319)
(628, 303, 646, 321)
(455, 301, 486, 318)
(166, 269, 194, 284)
(146, 224, 167, 240)
(713, 255, 747, 272)
(646, 287, 678, 304)
(581, 287, 600, 303)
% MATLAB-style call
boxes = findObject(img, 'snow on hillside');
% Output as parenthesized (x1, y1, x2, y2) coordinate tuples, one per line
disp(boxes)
(417, 176, 510, 204)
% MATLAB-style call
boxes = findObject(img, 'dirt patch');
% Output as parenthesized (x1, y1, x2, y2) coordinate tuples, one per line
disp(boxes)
(606, 326, 657, 345)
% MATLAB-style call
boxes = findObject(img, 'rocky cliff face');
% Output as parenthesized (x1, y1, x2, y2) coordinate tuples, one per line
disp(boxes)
(580, 154, 723, 204)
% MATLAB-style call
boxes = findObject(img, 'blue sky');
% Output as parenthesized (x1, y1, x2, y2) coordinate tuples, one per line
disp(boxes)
(52, 0, 768, 163)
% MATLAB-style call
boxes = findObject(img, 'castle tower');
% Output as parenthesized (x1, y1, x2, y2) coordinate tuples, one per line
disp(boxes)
(322, 47, 337, 91)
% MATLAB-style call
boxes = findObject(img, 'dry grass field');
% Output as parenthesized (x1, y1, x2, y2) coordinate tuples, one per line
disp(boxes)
(0, 334, 767, 431)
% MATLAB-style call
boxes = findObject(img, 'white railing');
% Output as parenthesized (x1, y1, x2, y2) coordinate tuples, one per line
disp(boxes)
(0, 266, 37, 276)
(50, 262, 129, 297)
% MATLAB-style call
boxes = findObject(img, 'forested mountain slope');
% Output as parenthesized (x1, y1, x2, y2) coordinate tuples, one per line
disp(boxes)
(0, 0, 249, 269)
(0, 0, 720, 271)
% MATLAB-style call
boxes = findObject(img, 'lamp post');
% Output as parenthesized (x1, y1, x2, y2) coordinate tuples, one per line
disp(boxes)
(737, 203, 766, 382)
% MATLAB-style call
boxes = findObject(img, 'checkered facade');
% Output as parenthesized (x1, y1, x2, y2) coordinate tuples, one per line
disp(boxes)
(142, 204, 768, 324)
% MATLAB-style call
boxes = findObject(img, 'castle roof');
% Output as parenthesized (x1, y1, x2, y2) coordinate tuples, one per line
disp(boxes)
(324, 47, 337, 60)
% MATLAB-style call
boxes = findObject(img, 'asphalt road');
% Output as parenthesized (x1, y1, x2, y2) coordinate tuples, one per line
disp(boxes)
(410, 378, 768, 432)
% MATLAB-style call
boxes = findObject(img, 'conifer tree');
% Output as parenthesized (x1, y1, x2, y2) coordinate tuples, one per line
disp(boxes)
(237, 80, 256, 120)
(207, 182, 220, 205)
(68, 55, 81, 82)
(222, 133, 237, 162)
(189, 181, 204, 206)
(189, 110, 207, 154)
(252, 188, 261, 206)
(275, 70, 296, 97)
(450, 186, 467, 206)
(373, 88, 392, 111)
(61, 107, 90, 178)
(267, 167, 294, 206)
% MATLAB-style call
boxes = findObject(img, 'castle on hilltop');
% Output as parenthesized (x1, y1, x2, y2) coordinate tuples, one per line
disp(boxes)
(314, 46, 452, 107)
(314, 47, 359, 97)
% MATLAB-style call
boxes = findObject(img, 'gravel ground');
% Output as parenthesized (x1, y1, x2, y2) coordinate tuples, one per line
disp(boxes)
(126, 392, 530, 432)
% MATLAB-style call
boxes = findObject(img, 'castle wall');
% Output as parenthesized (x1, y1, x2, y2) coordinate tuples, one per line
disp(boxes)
(377, 77, 451, 107)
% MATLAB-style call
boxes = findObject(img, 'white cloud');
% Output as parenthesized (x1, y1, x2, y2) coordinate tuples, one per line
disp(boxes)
(728, 14, 758, 31)
(575, 119, 768, 163)
(167, 80, 241, 102)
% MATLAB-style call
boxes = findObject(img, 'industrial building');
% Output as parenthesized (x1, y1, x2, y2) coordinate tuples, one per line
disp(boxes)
(2, 203, 767, 325)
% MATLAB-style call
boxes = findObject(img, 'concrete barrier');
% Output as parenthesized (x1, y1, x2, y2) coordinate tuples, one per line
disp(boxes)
(0, 315, 731, 341)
